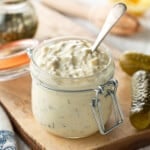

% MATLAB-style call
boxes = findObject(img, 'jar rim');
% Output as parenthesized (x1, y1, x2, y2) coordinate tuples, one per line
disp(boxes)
(0, 0, 30, 14)
(0, 0, 26, 4)
(30, 36, 114, 81)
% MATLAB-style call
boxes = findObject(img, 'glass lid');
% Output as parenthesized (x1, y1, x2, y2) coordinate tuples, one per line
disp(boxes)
(0, 39, 38, 81)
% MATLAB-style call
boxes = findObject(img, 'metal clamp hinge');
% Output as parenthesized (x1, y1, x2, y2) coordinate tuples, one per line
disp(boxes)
(91, 79, 124, 135)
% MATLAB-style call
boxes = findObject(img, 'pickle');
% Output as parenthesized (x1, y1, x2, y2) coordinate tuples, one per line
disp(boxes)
(130, 70, 150, 130)
(119, 51, 150, 75)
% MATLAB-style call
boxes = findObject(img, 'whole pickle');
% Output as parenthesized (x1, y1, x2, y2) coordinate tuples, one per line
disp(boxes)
(130, 70, 150, 130)
(119, 51, 150, 75)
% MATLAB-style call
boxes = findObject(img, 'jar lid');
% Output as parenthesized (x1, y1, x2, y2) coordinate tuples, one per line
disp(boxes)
(0, 39, 38, 81)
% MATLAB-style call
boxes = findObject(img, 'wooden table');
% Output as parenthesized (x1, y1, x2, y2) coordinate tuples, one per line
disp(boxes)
(0, 1, 150, 150)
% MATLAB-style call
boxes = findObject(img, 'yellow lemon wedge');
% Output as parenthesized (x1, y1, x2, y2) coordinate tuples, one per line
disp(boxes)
(110, 0, 150, 16)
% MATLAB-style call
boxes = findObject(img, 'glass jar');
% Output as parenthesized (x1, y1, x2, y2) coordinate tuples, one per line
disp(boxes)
(0, 0, 38, 44)
(29, 36, 123, 138)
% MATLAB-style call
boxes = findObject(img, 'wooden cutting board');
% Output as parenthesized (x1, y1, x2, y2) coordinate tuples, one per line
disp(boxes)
(0, 2, 150, 150)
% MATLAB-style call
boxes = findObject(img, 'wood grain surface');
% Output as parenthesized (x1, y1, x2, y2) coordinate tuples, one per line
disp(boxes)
(0, 1, 150, 150)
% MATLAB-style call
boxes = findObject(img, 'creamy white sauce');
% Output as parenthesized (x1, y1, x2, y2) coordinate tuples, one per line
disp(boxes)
(35, 40, 109, 78)
(31, 39, 114, 138)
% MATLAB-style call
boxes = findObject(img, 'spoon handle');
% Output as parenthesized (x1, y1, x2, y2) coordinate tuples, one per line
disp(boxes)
(91, 3, 127, 52)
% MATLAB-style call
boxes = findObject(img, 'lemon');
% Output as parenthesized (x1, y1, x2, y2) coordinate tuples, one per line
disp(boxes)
(110, 0, 150, 16)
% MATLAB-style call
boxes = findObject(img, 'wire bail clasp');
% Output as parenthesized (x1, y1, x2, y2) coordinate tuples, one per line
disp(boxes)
(91, 79, 124, 135)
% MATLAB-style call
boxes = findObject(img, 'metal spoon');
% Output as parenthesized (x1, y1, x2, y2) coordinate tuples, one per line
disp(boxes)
(91, 3, 127, 52)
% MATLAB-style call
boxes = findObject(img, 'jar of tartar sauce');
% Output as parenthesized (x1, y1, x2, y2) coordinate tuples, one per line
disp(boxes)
(29, 36, 123, 138)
